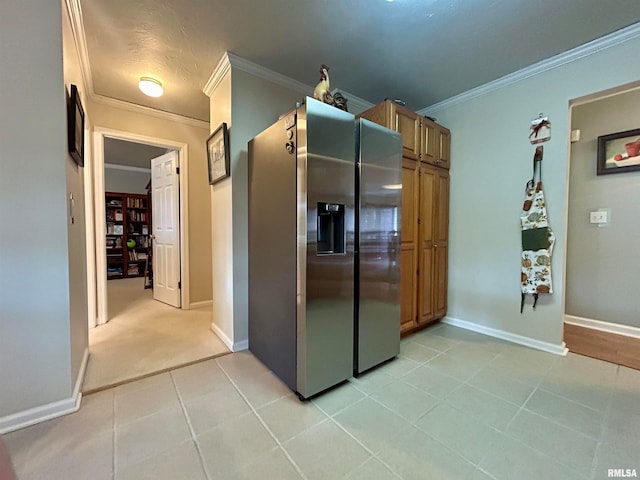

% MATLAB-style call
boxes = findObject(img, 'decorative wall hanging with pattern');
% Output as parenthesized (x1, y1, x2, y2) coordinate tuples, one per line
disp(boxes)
(521, 146, 555, 312)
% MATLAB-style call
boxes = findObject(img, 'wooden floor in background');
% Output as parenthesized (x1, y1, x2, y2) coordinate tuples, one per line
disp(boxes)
(564, 322, 640, 371)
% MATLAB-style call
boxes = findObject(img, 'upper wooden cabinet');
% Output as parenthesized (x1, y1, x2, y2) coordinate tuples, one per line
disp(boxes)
(359, 101, 420, 159)
(359, 100, 451, 170)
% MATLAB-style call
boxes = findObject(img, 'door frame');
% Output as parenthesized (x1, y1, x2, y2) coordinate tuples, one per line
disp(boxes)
(89, 127, 190, 327)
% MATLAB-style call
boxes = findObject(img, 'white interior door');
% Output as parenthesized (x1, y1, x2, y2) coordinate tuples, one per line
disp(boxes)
(151, 151, 181, 307)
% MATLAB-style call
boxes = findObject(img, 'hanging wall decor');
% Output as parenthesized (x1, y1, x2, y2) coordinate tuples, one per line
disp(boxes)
(529, 114, 551, 145)
(67, 84, 85, 167)
(520, 146, 555, 312)
(206, 123, 230, 185)
(597, 128, 640, 175)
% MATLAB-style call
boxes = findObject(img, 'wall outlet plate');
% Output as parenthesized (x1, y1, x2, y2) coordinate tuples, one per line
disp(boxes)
(589, 208, 611, 227)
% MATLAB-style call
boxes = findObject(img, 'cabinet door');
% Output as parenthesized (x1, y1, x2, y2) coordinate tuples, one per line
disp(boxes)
(436, 127, 451, 169)
(420, 119, 437, 165)
(434, 170, 449, 317)
(417, 166, 437, 324)
(391, 104, 421, 161)
(400, 158, 419, 331)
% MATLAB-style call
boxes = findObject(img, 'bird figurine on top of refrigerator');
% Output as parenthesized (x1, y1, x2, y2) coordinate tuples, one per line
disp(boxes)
(313, 64, 349, 112)
(313, 64, 334, 105)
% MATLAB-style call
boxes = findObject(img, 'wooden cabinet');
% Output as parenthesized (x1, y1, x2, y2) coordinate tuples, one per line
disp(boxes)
(418, 165, 449, 323)
(106, 192, 150, 280)
(359, 100, 451, 171)
(359, 101, 450, 333)
(400, 158, 420, 331)
(421, 118, 450, 170)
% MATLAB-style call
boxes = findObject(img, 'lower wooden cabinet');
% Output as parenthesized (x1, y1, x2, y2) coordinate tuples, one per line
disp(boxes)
(400, 158, 419, 331)
(400, 162, 449, 333)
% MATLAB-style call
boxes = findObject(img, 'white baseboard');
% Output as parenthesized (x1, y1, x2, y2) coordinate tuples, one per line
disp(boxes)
(233, 339, 249, 352)
(190, 300, 213, 309)
(210, 321, 233, 350)
(74, 348, 89, 399)
(210, 322, 248, 352)
(564, 315, 640, 339)
(442, 316, 568, 356)
(0, 348, 88, 434)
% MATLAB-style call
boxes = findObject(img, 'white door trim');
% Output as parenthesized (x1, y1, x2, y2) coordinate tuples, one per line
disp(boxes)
(91, 127, 190, 326)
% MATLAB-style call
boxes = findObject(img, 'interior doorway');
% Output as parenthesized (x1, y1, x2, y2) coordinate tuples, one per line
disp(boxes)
(83, 128, 229, 392)
(91, 128, 191, 327)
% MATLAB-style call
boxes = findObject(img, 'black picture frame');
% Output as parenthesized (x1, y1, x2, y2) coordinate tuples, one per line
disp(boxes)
(67, 84, 85, 167)
(206, 122, 230, 185)
(597, 128, 640, 176)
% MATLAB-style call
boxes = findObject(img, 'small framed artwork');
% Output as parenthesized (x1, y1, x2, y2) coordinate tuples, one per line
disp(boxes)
(206, 123, 230, 185)
(597, 128, 640, 175)
(67, 84, 85, 167)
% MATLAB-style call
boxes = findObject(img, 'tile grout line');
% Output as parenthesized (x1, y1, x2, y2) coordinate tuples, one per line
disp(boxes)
(215, 359, 310, 480)
(476, 354, 603, 479)
(169, 371, 214, 480)
(315, 401, 404, 480)
(589, 364, 619, 480)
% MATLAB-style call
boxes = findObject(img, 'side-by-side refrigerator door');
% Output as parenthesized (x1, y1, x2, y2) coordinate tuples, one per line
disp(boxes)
(356, 119, 402, 374)
(297, 98, 356, 398)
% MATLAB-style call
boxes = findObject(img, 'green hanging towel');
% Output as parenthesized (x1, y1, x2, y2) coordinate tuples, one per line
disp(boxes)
(521, 146, 555, 312)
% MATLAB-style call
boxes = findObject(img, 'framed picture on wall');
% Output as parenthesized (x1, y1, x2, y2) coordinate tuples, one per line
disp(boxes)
(597, 128, 640, 175)
(67, 84, 85, 167)
(206, 123, 230, 185)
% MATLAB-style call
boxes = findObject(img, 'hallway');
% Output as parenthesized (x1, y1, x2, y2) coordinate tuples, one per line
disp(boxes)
(83, 277, 229, 392)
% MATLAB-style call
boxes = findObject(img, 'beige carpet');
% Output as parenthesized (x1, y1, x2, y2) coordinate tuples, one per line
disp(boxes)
(83, 277, 229, 393)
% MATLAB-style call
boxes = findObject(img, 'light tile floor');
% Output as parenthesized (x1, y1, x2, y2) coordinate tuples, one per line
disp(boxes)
(3, 323, 640, 480)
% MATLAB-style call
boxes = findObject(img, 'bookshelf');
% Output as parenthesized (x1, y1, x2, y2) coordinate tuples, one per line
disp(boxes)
(106, 192, 151, 280)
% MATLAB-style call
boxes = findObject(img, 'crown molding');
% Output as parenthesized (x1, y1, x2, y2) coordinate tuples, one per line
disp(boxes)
(203, 52, 374, 113)
(202, 52, 233, 97)
(64, 0, 94, 97)
(104, 163, 152, 173)
(226, 52, 312, 96)
(419, 21, 640, 116)
(92, 94, 210, 129)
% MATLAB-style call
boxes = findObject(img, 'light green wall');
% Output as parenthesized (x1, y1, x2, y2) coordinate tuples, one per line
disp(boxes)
(230, 70, 304, 345)
(209, 66, 303, 348)
(566, 87, 640, 327)
(428, 35, 640, 346)
(62, 0, 89, 386)
(0, 0, 73, 416)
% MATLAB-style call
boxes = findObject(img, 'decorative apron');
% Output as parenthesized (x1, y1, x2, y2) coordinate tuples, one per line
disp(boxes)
(521, 146, 555, 312)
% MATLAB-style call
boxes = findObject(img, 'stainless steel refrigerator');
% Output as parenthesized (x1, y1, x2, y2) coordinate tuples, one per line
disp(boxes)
(354, 119, 402, 374)
(248, 97, 356, 399)
(248, 99, 402, 399)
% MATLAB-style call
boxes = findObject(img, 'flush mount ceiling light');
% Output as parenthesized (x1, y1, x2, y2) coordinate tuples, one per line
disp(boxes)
(138, 77, 163, 97)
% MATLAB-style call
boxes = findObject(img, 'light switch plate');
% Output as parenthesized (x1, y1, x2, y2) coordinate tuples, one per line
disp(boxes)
(570, 129, 581, 143)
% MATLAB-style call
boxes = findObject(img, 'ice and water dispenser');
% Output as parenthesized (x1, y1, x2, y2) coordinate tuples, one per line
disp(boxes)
(316, 202, 345, 254)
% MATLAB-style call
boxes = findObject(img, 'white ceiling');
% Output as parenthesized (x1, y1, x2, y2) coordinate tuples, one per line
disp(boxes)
(80, 0, 640, 122)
